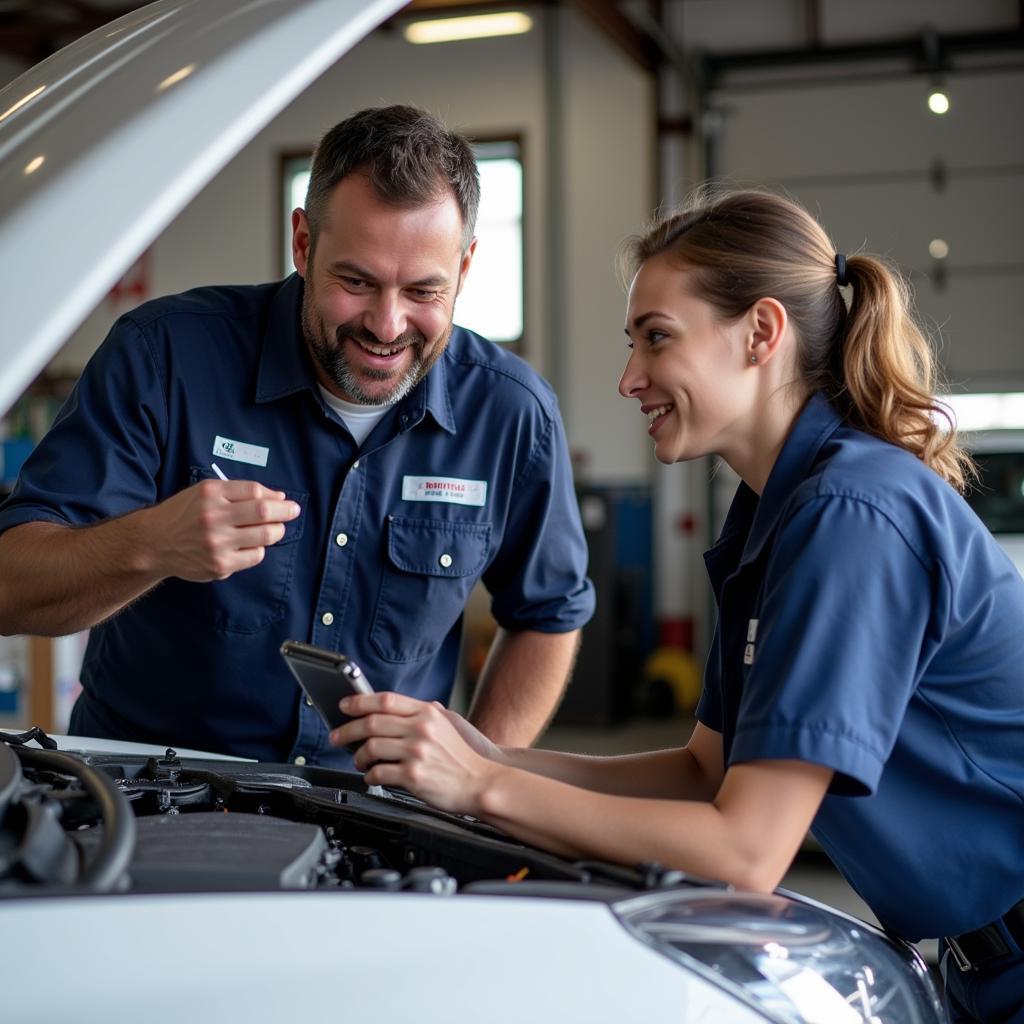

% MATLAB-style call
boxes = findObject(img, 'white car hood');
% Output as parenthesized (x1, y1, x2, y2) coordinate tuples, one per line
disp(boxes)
(0, 892, 765, 1023)
(0, 0, 403, 416)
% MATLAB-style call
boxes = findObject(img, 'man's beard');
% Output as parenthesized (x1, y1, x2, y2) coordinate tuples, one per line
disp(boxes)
(302, 293, 449, 407)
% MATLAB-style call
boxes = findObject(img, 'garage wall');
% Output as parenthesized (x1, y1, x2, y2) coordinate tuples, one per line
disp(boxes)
(711, 70, 1024, 391)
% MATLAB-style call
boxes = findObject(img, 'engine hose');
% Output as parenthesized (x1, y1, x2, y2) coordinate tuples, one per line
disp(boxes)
(14, 746, 136, 891)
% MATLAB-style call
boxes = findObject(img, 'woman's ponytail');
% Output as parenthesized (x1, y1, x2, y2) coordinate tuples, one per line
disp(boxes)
(838, 255, 974, 492)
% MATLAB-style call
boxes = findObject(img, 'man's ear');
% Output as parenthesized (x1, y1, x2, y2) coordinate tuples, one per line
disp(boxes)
(455, 237, 478, 296)
(747, 297, 788, 365)
(291, 208, 312, 278)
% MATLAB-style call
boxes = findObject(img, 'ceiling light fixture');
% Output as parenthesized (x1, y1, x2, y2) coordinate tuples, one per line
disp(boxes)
(927, 84, 950, 115)
(403, 11, 533, 45)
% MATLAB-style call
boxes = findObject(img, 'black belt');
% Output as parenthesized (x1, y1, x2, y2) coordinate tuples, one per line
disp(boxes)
(946, 897, 1024, 972)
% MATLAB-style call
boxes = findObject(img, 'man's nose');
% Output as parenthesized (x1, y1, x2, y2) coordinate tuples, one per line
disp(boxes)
(365, 292, 406, 343)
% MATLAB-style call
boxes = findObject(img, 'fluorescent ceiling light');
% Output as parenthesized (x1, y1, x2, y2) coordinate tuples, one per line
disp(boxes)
(404, 11, 532, 44)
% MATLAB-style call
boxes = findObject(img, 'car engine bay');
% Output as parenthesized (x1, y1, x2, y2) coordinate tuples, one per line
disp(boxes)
(0, 729, 668, 897)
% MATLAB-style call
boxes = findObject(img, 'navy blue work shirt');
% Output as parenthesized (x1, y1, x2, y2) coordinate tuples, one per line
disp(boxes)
(699, 393, 1024, 942)
(0, 275, 594, 766)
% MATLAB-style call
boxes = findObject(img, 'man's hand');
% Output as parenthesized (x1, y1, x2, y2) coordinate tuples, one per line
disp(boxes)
(145, 479, 301, 582)
(0, 479, 301, 637)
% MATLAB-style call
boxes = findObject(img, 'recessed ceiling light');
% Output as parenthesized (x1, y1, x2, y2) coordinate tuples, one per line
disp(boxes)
(927, 88, 950, 115)
(929, 238, 949, 259)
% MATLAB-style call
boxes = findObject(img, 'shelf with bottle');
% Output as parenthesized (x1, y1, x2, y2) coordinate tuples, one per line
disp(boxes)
(0, 370, 78, 488)
(0, 633, 87, 736)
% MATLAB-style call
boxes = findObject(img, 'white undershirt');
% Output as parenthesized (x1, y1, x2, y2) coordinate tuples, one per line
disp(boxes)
(318, 385, 393, 446)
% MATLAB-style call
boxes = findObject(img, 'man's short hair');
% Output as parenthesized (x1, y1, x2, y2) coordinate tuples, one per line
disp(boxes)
(305, 105, 480, 253)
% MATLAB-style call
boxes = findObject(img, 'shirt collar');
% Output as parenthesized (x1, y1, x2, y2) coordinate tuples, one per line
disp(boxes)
(705, 393, 843, 580)
(255, 274, 317, 403)
(400, 341, 456, 435)
(254, 274, 456, 435)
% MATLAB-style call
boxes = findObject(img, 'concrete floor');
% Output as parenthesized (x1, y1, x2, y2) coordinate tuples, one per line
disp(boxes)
(540, 715, 939, 965)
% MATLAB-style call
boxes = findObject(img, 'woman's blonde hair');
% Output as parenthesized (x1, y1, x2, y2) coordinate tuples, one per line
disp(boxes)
(622, 188, 973, 492)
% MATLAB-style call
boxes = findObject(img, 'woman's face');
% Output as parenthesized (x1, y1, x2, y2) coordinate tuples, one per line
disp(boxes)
(619, 253, 757, 466)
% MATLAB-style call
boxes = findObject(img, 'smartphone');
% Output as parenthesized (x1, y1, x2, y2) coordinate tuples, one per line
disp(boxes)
(280, 640, 373, 731)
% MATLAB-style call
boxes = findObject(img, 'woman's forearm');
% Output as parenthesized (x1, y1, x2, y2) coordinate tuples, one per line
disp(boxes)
(495, 744, 720, 802)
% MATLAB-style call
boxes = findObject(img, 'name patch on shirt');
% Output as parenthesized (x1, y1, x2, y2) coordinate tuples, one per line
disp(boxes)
(212, 435, 269, 468)
(402, 475, 487, 507)
(743, 618, 758, 665)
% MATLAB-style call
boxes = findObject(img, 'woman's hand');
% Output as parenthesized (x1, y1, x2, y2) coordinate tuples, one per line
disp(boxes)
(432, 703, 508, 764)
(331, 692, 502, 815)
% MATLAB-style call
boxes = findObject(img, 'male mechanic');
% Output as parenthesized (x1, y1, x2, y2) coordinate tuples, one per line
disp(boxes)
(0, 105, 594, 766)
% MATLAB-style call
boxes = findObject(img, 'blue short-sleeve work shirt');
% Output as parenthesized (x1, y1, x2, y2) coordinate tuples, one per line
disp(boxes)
(0, 276, 594, 766)
(698, 393, 1024, 942)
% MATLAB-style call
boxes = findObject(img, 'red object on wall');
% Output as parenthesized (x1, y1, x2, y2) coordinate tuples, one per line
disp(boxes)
(659, 617, 694, 651)
(677, 512, 698, 535)
(107, 249, 151, 307)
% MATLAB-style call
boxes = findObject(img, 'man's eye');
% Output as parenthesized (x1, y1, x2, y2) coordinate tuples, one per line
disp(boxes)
(410, 288, 438, 301)
(648, 330, 667, 344)
(341, 276, 370, 290)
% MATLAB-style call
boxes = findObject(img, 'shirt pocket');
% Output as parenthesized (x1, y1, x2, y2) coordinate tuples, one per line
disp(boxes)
(153, 466, 308, 634)
(371, 515, 491, 663)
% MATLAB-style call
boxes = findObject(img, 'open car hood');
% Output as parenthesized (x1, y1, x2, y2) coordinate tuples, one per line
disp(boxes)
(0, 0, 404, 416)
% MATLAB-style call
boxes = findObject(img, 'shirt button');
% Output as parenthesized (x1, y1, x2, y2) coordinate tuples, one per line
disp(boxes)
(439, 553, 453, 568)
(294, 756, 307, 766)
(305, 696, 314, 707)
(335, 532, 348, 547)
(321, 612, 335, 626)
(352, 460, 360, 470)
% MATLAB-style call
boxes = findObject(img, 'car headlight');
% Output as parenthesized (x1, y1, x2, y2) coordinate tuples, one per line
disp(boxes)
(613, 889, 945, 1024)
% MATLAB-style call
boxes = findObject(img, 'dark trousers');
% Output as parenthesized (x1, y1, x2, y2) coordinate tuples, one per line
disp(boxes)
(942, 946, 1024, 1023)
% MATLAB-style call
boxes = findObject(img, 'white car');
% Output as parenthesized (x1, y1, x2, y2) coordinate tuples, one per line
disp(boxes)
(962, 429, 1024, 578)
(0, 731, 944, 1022)
(0, 3, 945, 1021)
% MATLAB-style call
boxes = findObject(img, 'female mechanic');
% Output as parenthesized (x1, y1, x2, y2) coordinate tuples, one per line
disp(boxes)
(333, 189, 1024, 1022)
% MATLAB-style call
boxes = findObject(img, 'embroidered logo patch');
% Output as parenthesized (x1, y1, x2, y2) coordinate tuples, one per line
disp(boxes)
(212, 435, 269, 468)
(402, 475, 487, 507)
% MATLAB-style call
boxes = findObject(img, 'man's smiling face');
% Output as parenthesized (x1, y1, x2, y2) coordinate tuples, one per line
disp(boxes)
(293, 171, 474, 406)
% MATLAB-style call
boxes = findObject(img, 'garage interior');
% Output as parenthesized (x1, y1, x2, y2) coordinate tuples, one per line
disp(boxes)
(1, 0, 1023, 974)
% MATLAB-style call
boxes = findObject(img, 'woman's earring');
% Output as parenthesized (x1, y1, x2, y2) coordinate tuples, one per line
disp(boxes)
(749, 354, 758, 364)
